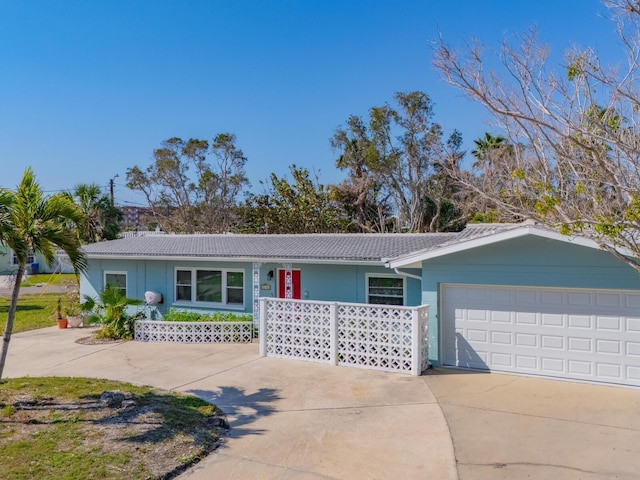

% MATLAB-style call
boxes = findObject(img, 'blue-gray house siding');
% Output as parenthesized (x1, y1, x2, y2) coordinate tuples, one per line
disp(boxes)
(420, 235, 640, 365)
(80, 259, 423, 315)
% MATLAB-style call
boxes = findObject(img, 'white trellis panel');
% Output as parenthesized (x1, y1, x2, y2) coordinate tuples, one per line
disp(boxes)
(135, 320, 253, 343)
(259, 297, 429, 375)
(338, 303, 414, 373)
(261, 297, 333, 363)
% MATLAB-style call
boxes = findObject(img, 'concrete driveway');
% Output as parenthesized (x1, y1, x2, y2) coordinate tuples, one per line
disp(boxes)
(423, 368, 640, 480)
(6, 327, 640, 479)
(3, 327, 457, 479)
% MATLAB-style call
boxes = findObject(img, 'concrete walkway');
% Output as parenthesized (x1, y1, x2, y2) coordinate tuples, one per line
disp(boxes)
(4, 327, 457, 480)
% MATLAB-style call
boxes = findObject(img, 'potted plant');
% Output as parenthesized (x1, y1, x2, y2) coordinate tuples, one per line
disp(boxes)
(65, 303, 82, 328)
(56, 297, 68, 329)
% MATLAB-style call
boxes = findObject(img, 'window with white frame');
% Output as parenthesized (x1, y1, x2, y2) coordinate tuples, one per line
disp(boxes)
(12, 250, 34, 265)
(366, 274, 405, 305)
(175, 268, 244, 306)
(104, 271, 127, 296)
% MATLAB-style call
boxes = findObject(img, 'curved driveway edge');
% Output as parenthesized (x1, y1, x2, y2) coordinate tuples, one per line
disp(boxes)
(4, 327, 458, 480)
(424, 368, 640, 480)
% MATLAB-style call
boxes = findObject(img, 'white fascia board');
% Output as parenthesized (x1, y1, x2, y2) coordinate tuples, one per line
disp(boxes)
(84, 253, 384, 266)
(387, 226, 605, 269)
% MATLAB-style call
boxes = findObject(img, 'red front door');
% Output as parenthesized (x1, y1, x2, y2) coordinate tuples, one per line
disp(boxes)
(278, 269, 301, 299)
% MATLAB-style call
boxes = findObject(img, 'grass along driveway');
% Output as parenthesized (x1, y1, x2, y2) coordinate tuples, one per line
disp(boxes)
(0, 376, 226, 480)
(0, 294, 62, 333)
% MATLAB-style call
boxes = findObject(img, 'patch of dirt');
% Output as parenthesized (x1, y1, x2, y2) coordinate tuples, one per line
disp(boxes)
(1, 390, 228, 479)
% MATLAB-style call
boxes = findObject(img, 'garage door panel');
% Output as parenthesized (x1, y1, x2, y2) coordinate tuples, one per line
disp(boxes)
(626, 342, 640, 356)
(541, 313, 563, 327)
(541, 335, 564, 349)
(567, 337, 592, 352)
(516, 355, 538, 370)
(567, 314, 591, 328)
(490, 352, 513, 368)
(627, 366, 640, 381)
(515, 312, 537, 325)
(568, 360, 592, 375)
(541, 357, 565, 373)
(515, 333, 537, 347)
(597, 363, 622, 379)
(490, 310, 512, 323)
(627, 318, 640, 331)
(441, 284, 640, 387)
(627, 295, 640, 308)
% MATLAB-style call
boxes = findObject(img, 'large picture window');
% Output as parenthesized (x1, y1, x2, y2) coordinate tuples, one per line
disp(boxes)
(366, 275, 405, 305)
(104, 271, 127, 296)
(175, 268, 244, 306)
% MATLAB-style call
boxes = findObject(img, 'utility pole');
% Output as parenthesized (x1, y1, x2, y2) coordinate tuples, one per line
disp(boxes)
(109, 174, 119, 205)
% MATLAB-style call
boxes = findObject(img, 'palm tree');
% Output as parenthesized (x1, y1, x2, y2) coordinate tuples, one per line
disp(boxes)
(69, 183, 123, 243)
(0, 167, 87, 379)
(471, 132, 508, 169)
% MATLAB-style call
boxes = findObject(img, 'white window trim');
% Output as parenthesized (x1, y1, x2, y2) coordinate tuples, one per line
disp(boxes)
(104, 270, 128, 295)
(174, 267, 245, 309)
(365, 273, 406, 306)
(12, 250, 35, 266)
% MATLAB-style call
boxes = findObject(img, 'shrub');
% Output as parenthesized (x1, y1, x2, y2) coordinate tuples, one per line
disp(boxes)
(163, 308, 252, 323)
(82, 285, 142, 339)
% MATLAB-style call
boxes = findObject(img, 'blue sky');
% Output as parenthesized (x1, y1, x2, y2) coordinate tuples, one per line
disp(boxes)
(0, 0, 617, 206)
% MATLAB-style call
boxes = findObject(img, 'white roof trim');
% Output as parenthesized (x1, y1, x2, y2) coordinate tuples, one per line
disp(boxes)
(387, 226, 607, 269)
(84, 253, 385, 266)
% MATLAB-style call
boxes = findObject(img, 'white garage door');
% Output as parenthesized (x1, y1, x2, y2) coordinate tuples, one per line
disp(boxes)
(441, 284, 640, 386)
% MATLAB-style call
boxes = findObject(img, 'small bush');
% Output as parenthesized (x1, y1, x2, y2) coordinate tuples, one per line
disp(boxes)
(163, 308, 252, 323)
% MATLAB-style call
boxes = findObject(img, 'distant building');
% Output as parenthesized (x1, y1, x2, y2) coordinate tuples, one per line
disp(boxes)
(119, 206, 153, 229)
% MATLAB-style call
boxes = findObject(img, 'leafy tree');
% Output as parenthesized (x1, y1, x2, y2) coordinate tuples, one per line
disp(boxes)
(239, 165, 346, 233)
(203, 133, 249, 233)
(126, 134, 249, 233)
(68, 183, 122, 242)
(330, 115, 394, 232)
(0, 168, 87, 379)
(332, 91, 468, 232)
(434, 1, 640, 270)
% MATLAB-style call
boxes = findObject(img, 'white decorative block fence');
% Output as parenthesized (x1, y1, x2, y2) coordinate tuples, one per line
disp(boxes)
(259, 297, 429, 376)
(135, 320, 253, 343)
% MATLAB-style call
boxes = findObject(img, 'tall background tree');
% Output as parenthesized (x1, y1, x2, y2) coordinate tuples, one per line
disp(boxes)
(239, 165, 346, 233)
(126, 134, 249, 233)
(434, 0, 640, 270)
(330, 115, 394, 232)
(0, 168, 87, 380)
(331, 91, 469, 232)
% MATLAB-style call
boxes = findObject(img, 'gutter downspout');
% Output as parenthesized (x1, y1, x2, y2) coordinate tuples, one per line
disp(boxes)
(393, 267, 422, 282)
(393, 267, 431, 370)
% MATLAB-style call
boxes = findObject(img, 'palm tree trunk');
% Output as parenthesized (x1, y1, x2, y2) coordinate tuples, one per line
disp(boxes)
(0, 264, 24, 380)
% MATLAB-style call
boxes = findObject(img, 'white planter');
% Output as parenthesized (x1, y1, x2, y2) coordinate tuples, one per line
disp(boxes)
(67, 316, 83, 328)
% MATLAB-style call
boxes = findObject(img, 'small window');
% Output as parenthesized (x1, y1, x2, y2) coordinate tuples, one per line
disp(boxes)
(226, 271, 244, 304)
(176, 269, 192, 301)
(104, 271, 127, 296)
(175, 268, 244, 307)
(367, 275, 404, 305)
(12, 250, 34, 265)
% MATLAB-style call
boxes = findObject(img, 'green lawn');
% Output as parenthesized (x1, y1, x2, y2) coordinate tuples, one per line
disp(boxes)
(0, 377, 223, 480)
(0, 294, 60, 332)
(21, 273, 76, 287)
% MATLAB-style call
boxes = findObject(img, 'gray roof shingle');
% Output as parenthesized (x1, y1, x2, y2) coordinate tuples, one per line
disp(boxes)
(81, 224, 527, 264)
(81, 233, 458, 262)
